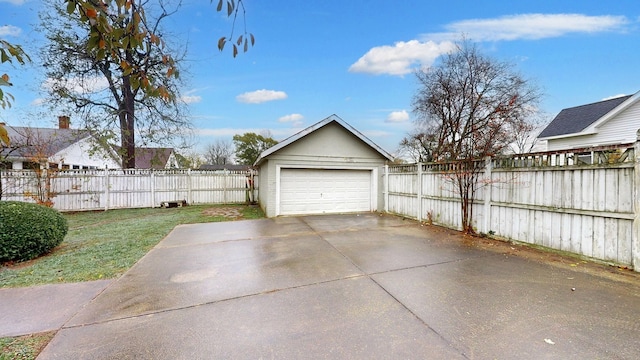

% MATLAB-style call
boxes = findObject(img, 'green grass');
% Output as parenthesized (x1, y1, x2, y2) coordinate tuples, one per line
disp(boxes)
(0, 204, 264, 359)
(0, 204, 264, 288)
(0, 332, 55, 360)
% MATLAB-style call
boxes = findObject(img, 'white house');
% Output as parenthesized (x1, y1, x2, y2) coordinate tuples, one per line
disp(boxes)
(1, 116, 179, 170)
(538, 91, 640, 151)
(1, 117, 120, 170)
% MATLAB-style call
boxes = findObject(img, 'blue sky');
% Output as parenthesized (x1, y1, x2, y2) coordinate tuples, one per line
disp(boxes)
(1, 0, 640, 155)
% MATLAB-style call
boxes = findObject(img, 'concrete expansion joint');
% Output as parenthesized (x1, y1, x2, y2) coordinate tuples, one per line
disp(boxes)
(61, 274, 369, 332)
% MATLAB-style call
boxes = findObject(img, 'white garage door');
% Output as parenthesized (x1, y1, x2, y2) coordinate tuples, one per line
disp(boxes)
(279, 168, 372, 215)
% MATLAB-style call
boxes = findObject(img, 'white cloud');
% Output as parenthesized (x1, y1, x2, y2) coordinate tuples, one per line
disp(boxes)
(0, 25, 21, 38)
(442, 14, 629, 42)
(351, 13, 629, 77)
(278, 113, 304, 126)
(386, 110, 410, 123)
(349, 40, 456, 76)
(236, 89, 288, 104)
(182, 95, 202, 104)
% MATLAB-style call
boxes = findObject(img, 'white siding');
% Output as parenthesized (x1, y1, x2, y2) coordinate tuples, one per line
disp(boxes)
(547, 100, 640, 151)
(51, 137, 120, 169)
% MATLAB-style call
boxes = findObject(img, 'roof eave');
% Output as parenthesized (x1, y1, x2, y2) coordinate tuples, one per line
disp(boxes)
(582, 91, 640, 133)
(538, 129, 597, 141)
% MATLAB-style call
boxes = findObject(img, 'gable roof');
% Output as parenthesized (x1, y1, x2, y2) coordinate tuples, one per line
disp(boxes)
(538, 94, 633, 139)
(1, 126, 90, 159)
(135, 147, 175, 169)
(254, 114, 393, 166)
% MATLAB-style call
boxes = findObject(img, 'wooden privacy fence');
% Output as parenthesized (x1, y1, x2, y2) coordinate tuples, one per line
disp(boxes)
(384, 143, 640, 271)
(0, 168, 258, 212)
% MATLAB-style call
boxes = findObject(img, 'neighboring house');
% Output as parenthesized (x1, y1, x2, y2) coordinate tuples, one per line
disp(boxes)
(538, 92, 640, 152)
(254, 114, 393, 217)
(134, 147, 180, 169)
(0, 117, 120, 170)
(1, 117, 179, 170)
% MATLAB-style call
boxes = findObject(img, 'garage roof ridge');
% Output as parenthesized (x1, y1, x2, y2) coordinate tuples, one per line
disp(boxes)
(254, 114, 393, 166)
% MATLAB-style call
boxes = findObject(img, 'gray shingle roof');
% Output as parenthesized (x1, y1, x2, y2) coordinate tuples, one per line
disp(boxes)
(134, 147, 174, 169)
(1, 126, 90, 159)
(538, 95, 632, 138)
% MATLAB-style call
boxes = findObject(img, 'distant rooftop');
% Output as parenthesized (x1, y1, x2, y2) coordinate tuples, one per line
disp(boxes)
(538, 95, 632, 138)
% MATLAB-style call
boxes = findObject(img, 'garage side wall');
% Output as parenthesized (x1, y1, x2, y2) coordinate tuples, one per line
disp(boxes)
(257, 159, 270, 215)
(259, 123, 388, 217)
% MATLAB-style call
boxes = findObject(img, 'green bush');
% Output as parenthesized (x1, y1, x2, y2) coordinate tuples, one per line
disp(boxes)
(0, 201, 68, 262)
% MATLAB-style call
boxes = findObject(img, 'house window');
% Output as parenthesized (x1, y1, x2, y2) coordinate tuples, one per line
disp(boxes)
(0, 161, 12, 169)
(49, 163, 59, 169)
(72, 165, 80, 169)
(22, 161, 40, 170)
(61, 164, 70, 170)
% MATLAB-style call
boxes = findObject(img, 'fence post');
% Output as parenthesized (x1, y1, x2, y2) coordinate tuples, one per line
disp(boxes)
(223, 169, 228, 204)
(483, 156, 492, 234)
(104, 167, 110, 211)
(150, 170, 155, 208)
(632, 130, 640, 272)
(417, 163, 423, 221)
(384, 164, 389, 213)
(187, 168, 193, 205)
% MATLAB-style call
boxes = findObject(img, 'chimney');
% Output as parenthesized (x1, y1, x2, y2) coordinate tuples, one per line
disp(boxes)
(58, 115, 70, 129)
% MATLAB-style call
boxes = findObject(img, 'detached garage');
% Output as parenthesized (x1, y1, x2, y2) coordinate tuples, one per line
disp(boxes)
(254, 115, 393, 217)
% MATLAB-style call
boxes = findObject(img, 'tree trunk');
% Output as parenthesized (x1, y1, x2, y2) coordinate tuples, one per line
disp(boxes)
(120, 68, 136, 169)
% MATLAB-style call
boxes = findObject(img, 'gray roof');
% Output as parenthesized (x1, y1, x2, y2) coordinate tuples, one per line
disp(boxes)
(253, 114, 394, 166)
(538, 95, 632, 139)
(1, 126, 90, 159)
(134, 147, 174, 169)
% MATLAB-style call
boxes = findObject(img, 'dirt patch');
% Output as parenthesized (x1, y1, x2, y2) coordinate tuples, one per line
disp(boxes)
(201, 206, 244, 220)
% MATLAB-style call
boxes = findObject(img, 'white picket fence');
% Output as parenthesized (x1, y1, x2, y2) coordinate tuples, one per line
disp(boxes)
(0, 168, 258, 211)
(384, 144, 640, 270)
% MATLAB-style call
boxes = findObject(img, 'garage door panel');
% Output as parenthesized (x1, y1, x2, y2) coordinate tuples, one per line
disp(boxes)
(280, 169, 372, 215)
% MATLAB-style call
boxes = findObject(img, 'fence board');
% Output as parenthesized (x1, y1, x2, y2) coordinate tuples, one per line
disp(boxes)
(0, 169, 258, 211)
(384, 143, 639, 269)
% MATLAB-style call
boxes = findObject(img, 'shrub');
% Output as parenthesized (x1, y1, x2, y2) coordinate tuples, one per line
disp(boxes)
(0, 201, 68, 262)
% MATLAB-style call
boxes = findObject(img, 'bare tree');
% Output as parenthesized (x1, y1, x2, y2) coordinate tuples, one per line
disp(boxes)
(0, 127, 70, 205)
(412, 40, 541, 233)
(397, 124, 438, 163)
(507, 111, 549, 154)
(204, 139, 235, 165)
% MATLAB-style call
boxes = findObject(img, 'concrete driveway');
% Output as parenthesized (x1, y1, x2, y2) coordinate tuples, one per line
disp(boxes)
(38, 214, 640, 359)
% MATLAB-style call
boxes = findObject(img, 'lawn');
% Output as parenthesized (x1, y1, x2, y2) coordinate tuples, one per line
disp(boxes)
(0, 332, 55, 360)
(0, 204, 264, 288)
(0, 204, 264, 359)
